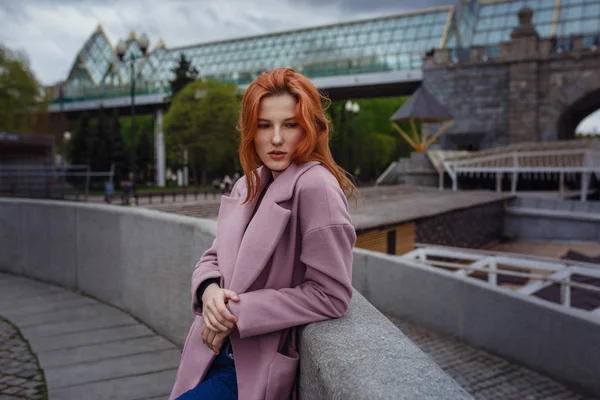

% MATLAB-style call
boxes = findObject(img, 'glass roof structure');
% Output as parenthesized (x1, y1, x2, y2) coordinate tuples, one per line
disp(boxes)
(58, 0, 600, 104)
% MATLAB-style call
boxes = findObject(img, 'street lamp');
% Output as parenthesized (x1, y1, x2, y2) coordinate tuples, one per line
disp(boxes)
(61, 131, 72, 191)
(117, 33, 150, 185)
(345, 100, 360, 176)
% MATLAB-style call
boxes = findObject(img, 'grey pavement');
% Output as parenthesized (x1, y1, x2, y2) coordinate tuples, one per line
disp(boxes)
(386, 314, 598, 400)
(0, 317, 46, 399)
(0, 273, 179, 400)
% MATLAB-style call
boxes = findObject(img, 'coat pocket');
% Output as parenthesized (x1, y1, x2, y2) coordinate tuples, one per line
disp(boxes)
(265, 346, 299, 400)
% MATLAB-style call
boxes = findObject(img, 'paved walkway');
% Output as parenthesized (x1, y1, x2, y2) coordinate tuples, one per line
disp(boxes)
(386, 314, 596, 400)
(0, 317, 46, 399)
(2, 272, 597, 400)
(0, 273, 179, 400)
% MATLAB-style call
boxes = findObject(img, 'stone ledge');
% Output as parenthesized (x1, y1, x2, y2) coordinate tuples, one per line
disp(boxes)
(505, 206, 600, 222)
(299, 289, 471, 400)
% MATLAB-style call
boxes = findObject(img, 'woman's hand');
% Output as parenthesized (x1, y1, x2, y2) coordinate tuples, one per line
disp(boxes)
(201, 283, 239, 333)
(201, 323, 232, 354)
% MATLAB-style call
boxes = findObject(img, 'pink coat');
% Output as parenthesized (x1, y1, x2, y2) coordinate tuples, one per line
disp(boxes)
(169, 161, 356, 400)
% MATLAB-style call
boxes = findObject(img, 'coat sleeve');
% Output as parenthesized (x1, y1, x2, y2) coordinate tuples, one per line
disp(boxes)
(191, 179, 244, 316)
(228, 223, 355, 339)
(191, 238, 224, 316)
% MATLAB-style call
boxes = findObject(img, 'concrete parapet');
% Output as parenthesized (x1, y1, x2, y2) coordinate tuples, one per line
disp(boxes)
(506, 197, 600, 241)
(0, 198, 468, 399)
(352, 248, 600, 397)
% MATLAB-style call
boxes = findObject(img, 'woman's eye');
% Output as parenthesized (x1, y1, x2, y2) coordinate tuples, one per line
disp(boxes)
(286, 123, 299, 128)
(258, 124, 269, 129)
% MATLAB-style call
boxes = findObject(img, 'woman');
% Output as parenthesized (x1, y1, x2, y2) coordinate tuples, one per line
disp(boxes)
(170, 68, 356, 400)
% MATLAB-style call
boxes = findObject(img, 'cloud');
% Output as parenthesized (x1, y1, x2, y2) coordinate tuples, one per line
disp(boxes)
(0, 0, 451, 85)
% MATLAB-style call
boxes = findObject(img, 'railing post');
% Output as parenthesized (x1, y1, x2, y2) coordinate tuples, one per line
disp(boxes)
(559, 171, 565, 196)
(560, 276, 571, 308)
(85, 165, 91, 202)
(488, 260, 497, 286)
(496, 172, 503, 193)
(581, 172, 590, 202)
(511, 152, 518, 194)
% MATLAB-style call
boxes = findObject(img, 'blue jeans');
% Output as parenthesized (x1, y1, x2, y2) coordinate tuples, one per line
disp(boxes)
(176, 342, 237, 400)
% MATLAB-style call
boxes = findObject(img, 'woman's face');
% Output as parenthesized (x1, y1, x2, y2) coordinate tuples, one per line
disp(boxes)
(254, 92, 305, 180)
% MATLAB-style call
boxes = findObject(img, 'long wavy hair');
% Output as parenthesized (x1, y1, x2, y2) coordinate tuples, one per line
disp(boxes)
(238, 68, 356, 204)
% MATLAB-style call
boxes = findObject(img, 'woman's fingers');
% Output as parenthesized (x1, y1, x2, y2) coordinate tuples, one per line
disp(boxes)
(209, 297, 237, 326)
(211, 332, 226, 354)
(207, 300, 235, 332)
(215, 302, 237, 327)
(206, 331, 216, 351)
(201, 324, 209, 345)
(203, 312, 218, 332)
(223, 289, 239, 302)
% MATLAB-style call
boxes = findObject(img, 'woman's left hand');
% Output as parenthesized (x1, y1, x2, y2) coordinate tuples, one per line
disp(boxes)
(201, 323, 232, 354)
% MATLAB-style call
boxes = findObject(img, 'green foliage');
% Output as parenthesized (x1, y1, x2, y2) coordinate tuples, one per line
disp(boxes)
(0, 44, 42, 133)
(164, 80, 240, 185)
(326, 97, 412, 181)
(136, 129, 153, 183)
(108, 112, 126, 183)
(69, 112, 92, 166)
(168, 54, 199, 102)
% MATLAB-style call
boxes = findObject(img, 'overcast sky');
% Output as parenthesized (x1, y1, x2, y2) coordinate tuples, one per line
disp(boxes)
(1, 0, 599, 131)
(0, 0, 454, 85)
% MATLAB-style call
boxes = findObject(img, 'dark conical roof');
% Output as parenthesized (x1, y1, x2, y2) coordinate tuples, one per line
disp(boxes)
(389, 85, 453, 123)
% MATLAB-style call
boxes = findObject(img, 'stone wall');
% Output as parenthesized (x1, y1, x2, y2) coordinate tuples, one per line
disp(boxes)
(423, 10, 600, 150)
(0, 198, 469, 400)
(424, 65, 510, 150)
(416, 202, 505, 248)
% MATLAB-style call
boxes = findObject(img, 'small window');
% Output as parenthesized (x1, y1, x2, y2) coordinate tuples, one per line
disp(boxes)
(387, 230, 397, 255)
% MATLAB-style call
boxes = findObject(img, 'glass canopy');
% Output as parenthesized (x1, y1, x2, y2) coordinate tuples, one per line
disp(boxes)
(58, 0, 600, 103)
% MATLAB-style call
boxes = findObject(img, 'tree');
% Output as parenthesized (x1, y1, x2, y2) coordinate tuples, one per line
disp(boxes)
(326, 97, 412, 182)
(164, 80, 239, 185)
(168, 54, 199, 102)
(90, 107, 109, 172)
(136, 129, 153, 183)
(0, 44, 42, 133)
(108, 112, 125, 184)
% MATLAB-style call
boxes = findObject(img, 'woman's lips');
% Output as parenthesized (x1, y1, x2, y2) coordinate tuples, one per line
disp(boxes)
(269, 152, 286, 160)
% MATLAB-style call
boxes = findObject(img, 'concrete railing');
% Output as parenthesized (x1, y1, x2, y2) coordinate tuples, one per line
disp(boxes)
(0, 198, 469, 400)
(505, 197, 600, 241)
(353, 248, 600, 397)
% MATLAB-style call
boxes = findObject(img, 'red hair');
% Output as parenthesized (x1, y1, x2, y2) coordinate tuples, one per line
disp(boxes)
(238, 68, 356, 204)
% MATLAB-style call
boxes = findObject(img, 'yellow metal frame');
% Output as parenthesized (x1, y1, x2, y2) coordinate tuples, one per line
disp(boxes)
(550, 0, 561, 37)
(440, 6, 455, 48)
(392, 120, 454, 152)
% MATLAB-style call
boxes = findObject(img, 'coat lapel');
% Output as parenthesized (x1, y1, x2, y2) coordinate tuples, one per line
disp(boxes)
(228, 161, 320, 294)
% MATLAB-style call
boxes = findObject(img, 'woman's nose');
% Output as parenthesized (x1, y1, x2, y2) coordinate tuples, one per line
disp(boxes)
(271, 128, 283, 145)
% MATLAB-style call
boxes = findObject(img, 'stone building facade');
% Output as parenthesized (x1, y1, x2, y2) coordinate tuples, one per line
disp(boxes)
(423, 8, 600, 151)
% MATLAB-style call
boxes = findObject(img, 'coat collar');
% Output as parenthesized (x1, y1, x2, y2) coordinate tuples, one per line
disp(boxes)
(240, 160, 321, 205)
(223, 160, 320, 293)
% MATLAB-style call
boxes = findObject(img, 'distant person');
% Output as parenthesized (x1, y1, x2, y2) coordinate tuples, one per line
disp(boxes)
(170, 68, 356, 400)
(104, 181, 115, 204)
(232, 172, 240, 186)
(122, 180, 131, 205)
(223, 175, 232, 191)
(212, 178, 221, 192)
